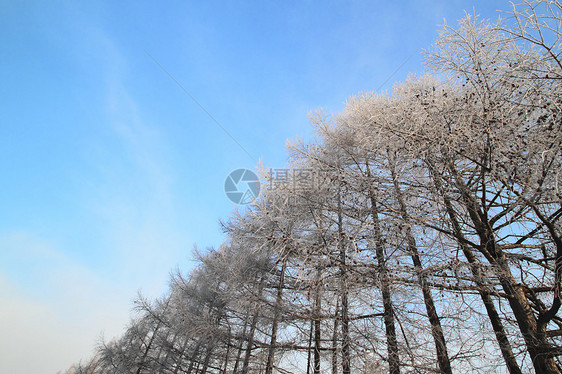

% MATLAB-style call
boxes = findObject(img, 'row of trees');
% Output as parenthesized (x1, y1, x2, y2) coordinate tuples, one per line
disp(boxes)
(66, 1, 562, 373)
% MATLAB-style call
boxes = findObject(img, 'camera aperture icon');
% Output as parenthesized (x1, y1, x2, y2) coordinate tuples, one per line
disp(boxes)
(224, 169, 260, 205)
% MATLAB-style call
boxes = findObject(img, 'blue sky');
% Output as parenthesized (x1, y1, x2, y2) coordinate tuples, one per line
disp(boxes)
(0, 1, 507, 372)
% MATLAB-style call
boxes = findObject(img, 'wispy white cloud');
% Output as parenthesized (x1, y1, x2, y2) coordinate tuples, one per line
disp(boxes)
(0, 232, 131, 374)
(0, 21, 193, 374)
(92, 46, 189, 293)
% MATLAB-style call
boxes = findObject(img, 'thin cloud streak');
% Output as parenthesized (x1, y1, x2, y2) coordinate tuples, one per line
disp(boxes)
(145, 51, 257, 163)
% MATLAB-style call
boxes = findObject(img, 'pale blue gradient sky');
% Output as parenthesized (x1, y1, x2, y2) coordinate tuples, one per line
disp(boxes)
(0, 1, 506, 372)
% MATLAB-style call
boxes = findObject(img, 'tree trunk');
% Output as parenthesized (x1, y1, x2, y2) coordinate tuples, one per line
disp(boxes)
(337, 185, 351, 374)
(185, 342, 202, 374)
(367, 162, 400, 374)
(313, 269, 322, 374)
(265, 259, 287, 374)
(173, 335, 191, 374)
(242, 276, 265, 374)
(232, 320, 249, 374)
(447, 161, 559, 373)
(222, 327, 231, 374)
(200, 343, 214, 374)
(389, 154, 452, 374)
(307, 318, 314, 374)
(332, 299, 339, 374)
(428, 162, 522, 374)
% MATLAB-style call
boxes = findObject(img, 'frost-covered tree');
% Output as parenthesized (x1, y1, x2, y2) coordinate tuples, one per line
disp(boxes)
(64, 2, 562, 373)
